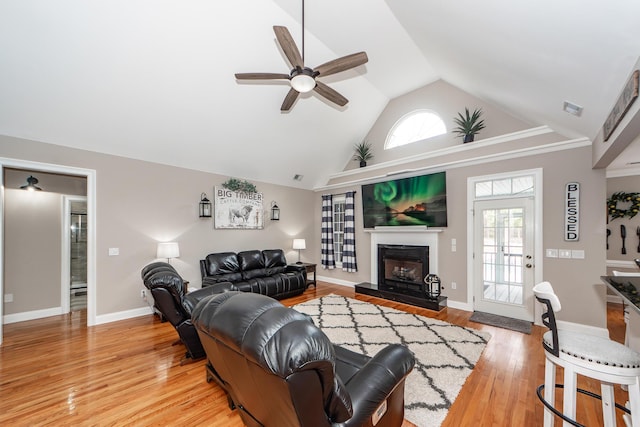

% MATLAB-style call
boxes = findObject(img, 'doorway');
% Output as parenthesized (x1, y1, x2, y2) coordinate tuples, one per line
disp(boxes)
(63, 196, 88, 314)
(467, 169, 543, 322)
(473, 197, 534, 320)
(0, 160, 96, 346)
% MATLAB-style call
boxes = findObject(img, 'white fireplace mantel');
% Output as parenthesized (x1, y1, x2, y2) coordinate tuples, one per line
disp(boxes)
(367, 227, 441, 284)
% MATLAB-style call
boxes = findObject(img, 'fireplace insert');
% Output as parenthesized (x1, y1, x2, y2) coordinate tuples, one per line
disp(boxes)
(378, 244, 430, 296)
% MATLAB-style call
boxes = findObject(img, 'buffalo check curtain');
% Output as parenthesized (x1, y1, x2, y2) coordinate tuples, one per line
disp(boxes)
(321, 194, 335, 269)
(341, 191, 358, 272)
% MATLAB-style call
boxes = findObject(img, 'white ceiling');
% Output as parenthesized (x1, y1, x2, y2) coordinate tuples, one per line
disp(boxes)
(2, 1, 640, 189)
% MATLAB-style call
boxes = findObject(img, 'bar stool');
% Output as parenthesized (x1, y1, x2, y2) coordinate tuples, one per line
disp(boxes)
(533, 281, 640, 426)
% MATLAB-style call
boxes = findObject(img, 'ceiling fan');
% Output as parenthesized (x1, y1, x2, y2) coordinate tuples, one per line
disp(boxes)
(234, 0, 368, 111)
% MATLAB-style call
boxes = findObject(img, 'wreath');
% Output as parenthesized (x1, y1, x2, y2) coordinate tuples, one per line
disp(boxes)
(607, 191, 640, 219)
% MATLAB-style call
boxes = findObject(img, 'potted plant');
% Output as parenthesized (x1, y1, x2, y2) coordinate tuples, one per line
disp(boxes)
(452, 107, 486, 143)
(353, 141, 374, 167)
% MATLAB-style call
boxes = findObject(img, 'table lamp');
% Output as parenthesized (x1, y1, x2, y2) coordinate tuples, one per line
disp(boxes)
(157, 242, 180, 263)
(292, 239, 306, 264)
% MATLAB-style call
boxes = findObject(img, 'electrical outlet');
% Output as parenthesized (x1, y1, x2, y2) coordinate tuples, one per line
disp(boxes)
(451, 282, 457, 290)
(140, 289, 146, 299)
(4, 293, 13, 303)
(108, 247, 119, 256)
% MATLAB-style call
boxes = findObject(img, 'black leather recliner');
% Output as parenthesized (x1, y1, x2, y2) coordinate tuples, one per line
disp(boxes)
(140, 262, 233, 364)
(199, 249, 307, 299)
(192, 292, 416, 427)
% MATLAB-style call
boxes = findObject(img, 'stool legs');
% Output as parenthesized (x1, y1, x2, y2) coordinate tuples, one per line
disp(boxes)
(601, 383, 616, 426)
(543, 357, 556, 427)
(629, 379, 640, 427)
(563, 365, 577, 427)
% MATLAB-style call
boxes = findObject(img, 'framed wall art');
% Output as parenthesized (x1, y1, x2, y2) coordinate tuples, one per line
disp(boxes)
(214, 186, 264, 229)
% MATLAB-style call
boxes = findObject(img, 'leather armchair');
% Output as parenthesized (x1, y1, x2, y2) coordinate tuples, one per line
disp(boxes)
(140, 262, 234, 364)
(192, 292, 416, 427)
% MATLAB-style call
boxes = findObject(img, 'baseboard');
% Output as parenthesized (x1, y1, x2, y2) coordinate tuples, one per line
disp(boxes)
(316, 275, 357, 288)
(3, 306, 64, 324)
(95, 306, 153, 325)
(446, 300, 473, 312)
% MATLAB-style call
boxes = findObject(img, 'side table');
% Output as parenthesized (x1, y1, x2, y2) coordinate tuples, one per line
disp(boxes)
(293, 262, 316, 288)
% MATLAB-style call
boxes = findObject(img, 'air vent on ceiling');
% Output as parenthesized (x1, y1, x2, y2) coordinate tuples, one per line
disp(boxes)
(563, 101, 583, 116)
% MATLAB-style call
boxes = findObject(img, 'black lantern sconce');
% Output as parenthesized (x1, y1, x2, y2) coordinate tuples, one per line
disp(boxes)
(271, 201, 280, 221)
(20, 175, 42, 191)
(199, 193, 212, 218)
(423, 274, 441, 299)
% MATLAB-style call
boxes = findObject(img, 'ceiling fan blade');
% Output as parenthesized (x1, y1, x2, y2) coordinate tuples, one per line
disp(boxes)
(281, 88, 300, 111)
(314, 81, 348, 107)
(235, 73, 290, 80)
(314, 52, 368, 77)
(273, 26, 304, 68)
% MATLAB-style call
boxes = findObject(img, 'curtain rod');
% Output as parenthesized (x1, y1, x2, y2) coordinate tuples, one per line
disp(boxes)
(324, 191, 357, 196)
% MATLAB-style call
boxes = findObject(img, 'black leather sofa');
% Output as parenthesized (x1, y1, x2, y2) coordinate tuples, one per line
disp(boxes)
(192, 292, 416, 427)
(140, 262, 233, 363)
(199, 249, 307, 299)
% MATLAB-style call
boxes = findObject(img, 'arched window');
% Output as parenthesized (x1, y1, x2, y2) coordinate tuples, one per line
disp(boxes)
(385, 110, 446, 149)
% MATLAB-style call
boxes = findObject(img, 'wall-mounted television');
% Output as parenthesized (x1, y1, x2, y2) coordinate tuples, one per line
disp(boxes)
(362, 171, 447, 228)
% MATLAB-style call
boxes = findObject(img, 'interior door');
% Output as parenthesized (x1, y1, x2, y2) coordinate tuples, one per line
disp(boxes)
(474, 197, 534, 321)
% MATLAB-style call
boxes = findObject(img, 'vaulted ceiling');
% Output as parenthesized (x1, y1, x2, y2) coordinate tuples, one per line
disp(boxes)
(2, 1, 640, 189)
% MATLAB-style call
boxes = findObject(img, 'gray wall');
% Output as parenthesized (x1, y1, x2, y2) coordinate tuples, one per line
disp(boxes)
(0, 134, 317, 318)
(606, 175, 640, 263)
(4, 189, 62, 314)
(0, 77, 609, 329)
(316, 78, 607, 329)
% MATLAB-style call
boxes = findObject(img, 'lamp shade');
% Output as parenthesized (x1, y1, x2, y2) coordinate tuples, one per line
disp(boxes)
(157, 242, 180, 260)
(292, 239, 306, 250)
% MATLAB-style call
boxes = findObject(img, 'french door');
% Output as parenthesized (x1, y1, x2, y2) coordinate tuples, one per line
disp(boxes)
(473, 197, 535, 321)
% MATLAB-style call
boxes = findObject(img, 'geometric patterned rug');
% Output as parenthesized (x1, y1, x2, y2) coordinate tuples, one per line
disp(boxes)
(292, 295, 491, 427)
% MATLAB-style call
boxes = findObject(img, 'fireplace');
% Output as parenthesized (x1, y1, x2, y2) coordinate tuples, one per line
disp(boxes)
(355, 228, 447, 311)
(378, 244, 429, 294)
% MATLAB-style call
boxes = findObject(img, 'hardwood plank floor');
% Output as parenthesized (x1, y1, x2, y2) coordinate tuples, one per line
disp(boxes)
(0, 283, 629, 426)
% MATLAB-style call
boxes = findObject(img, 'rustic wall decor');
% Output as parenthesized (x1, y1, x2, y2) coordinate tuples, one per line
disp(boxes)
(603, 69, 639, 141)
(214, 186, 264, 229)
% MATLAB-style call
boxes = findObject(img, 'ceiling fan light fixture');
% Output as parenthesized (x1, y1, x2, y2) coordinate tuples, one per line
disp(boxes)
(290, 68, 316, 93)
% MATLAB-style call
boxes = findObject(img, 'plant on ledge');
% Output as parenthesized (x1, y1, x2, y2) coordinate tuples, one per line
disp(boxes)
(222, 178, 257, 193)
(452, 107, 486, 143)
(353, 141, 374, 167)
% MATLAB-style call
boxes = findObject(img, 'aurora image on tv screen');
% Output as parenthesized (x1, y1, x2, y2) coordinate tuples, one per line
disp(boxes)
(361, 172, 447, 228)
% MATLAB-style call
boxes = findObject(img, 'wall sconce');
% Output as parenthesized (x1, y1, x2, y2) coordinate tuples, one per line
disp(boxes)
(271, 201, 280, 221)
(157, 242, 180, 263)
(20, 175, 42, 192)
(199, 193, 212, 218)
(292, 238, 306, 263)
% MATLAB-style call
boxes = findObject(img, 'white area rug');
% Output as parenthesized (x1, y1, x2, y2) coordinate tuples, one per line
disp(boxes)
(292, 295, 491, 427)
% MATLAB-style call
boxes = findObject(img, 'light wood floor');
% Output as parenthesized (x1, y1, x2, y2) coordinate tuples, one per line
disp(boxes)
(0, 282, 629, 426)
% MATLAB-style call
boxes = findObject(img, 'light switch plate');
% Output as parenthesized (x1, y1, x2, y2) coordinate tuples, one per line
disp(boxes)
(546, 249, 558, 258)
(108, 247, 119, 256)
(572, 250, 585, 259)
(559, 249, 572, 259)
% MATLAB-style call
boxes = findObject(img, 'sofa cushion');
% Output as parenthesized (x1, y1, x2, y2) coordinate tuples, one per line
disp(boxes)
(263, 249, 287, 275)
(205, 252, 243, 282)
(238, 250, 268, 279)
